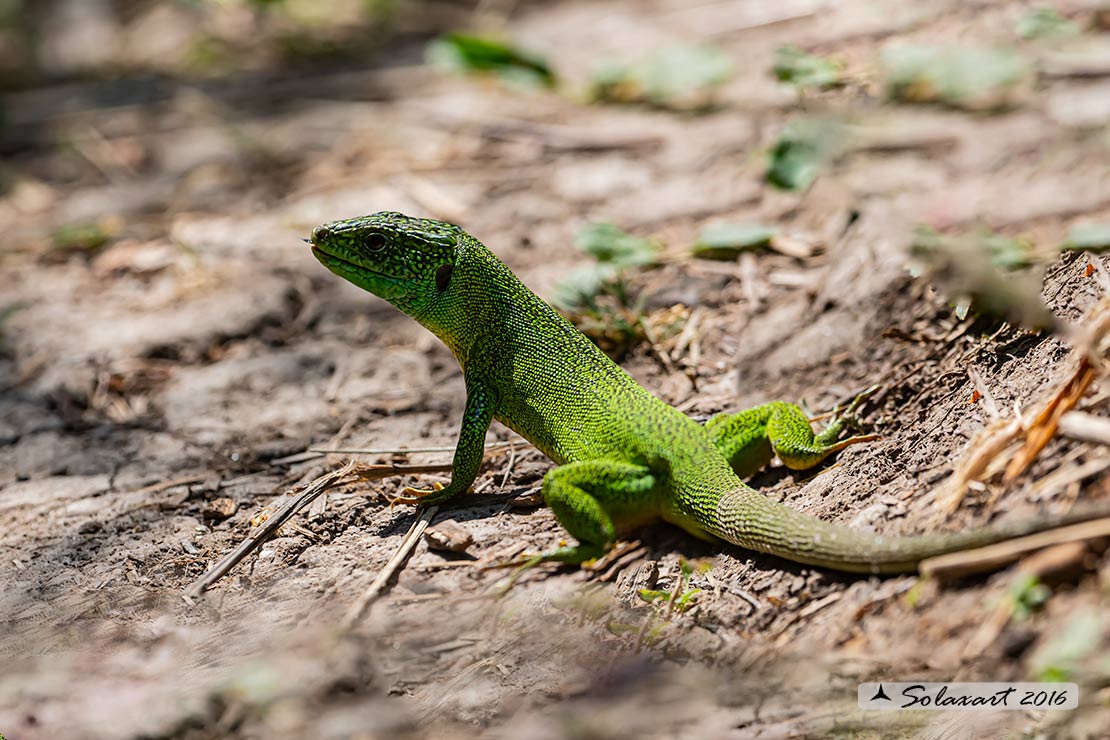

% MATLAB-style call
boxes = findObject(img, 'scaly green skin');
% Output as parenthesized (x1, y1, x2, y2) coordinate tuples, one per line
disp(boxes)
(311, 212, 1100, 574)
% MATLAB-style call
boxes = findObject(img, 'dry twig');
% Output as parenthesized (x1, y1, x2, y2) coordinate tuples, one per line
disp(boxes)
(185, 461, 357, 597)
(920, 517, 1110, 580)
(935, 296, 1110, 514)
(342, 505, 439, 629)
(1003, 357, 1098, 483)
(185, 461, 452, 597)
(1057, 411, 1110, 446)
(273, 439, 527, 465)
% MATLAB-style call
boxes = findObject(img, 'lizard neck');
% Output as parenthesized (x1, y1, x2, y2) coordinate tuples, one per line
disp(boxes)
(435, 241, 655, 464)
(412, 239, 516, 366)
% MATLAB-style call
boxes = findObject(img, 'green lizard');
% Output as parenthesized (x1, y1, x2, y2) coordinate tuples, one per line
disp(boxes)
(309, 211, 1100, 574)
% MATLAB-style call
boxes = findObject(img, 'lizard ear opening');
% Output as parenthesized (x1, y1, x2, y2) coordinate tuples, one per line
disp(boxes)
(435, 263, 453, 292)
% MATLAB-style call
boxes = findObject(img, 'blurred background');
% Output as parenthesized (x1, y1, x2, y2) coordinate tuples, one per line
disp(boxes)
(3, 1, 1110, 738)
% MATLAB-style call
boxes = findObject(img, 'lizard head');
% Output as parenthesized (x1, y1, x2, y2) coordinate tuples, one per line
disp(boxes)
(308, 211, 463, 318)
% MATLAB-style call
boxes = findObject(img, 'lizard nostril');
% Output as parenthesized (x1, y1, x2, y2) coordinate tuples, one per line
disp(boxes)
(312, 225, 332, 243)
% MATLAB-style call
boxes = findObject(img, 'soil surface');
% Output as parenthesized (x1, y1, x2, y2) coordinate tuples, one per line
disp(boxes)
(3, 1, 1110, 738)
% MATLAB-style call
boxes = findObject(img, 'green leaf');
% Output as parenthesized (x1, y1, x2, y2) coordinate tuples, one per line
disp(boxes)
(575, 222, 659, 267)
(766, 116, 843, 191)
(912, 225, 1033, 271)
(1063, 223, 1110, 252)
(674, 588, 701, 611)
(772, 45, 844, 90)
(638, 45, 732, 106)
(1038, 666, 1070, 683)
(605, 621, 642, 635)
(556, 224, 658, 349)
(982, 232, 1035, 270)
(693, 223, 777, 260)
(903, 580, 924, 608)
(1009, 572, 1051, 621)
(909, 225, 1056, 330)
(1016, 7, 1079, 40)
(51, 222, 111, 253)
(553, 263, 619, 310)
(638, 588, 669, 604)
(426, 33, 556, 88)
(589, 44, 732, 110)
(881, 45, 1030, 111)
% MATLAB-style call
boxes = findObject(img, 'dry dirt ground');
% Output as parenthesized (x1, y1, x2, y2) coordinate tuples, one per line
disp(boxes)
(3, 1, 1110, 738)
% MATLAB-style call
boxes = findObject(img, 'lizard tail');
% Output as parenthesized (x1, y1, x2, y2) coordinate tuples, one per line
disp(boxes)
(707, 486, 1108, 574)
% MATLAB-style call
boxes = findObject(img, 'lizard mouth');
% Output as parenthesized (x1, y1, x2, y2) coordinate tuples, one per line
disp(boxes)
(310, 245, 401, 281)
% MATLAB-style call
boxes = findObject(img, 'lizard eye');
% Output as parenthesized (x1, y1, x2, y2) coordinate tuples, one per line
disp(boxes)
(435, 264, 453, 292)
(363, 233, 387, 252)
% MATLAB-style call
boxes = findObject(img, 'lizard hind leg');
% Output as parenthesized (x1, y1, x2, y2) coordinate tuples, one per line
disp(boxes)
(706, 403, 777, 478)
(529, 459, 658, 566)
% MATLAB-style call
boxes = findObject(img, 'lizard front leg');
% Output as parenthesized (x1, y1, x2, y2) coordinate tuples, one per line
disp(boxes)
(393, 376, 495, 505)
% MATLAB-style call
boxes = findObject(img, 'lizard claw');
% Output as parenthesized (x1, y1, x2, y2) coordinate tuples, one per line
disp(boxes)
(402, 480, 445, 497)
(390, 480, 445, 505)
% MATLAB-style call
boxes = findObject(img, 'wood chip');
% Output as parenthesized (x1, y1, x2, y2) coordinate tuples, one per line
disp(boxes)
(593, 542, 649, 583)
(616, 559, 659, 600)
(1016, 541, 1091, 581)
(768, 233, 816, 259)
